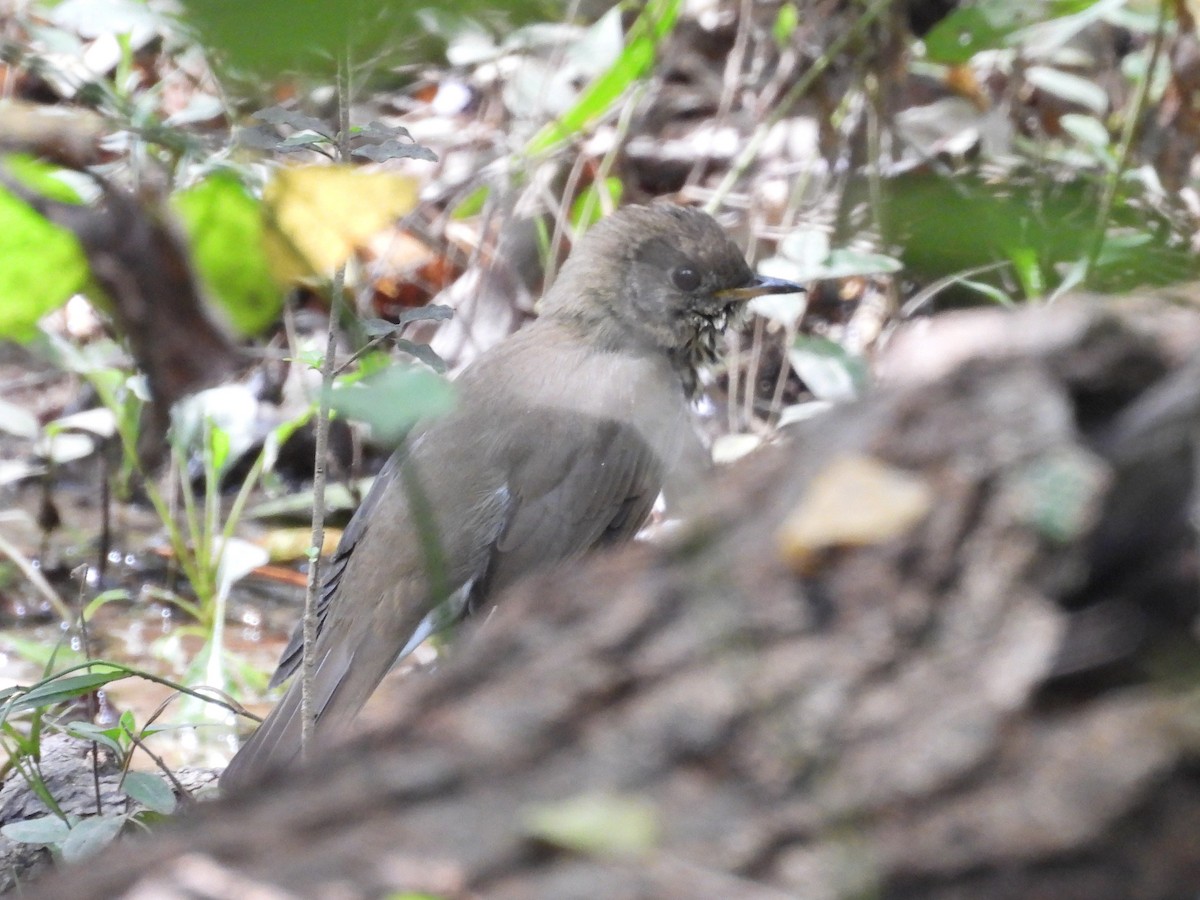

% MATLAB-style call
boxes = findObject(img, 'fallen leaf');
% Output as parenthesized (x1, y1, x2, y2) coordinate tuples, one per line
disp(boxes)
(522, 793, 659, 858)
(262, 165, 418, 283)
(778, 453, 933, 573)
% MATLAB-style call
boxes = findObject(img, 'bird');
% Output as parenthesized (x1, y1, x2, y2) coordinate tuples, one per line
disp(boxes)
(220, 203, 803, 789)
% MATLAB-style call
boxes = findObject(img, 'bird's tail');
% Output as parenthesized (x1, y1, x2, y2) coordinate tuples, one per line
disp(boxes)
(220, 581, 477, 793)
(219, 618, 401, 793)
(219, 675, 308, 792)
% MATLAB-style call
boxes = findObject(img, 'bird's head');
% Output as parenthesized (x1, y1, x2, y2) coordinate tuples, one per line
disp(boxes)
(544, 204, 803, 395)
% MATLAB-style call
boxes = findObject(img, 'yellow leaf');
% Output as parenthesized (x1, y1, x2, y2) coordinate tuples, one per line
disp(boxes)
(262, 165, 418, 283)
(254, 526, 342, 562)
(778, 453, 933, 574)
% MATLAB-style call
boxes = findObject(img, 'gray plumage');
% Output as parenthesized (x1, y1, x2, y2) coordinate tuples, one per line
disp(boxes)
(220, 205, 801, 790)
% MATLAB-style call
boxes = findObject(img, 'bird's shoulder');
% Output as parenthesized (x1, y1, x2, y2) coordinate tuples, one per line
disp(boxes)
(453, 319, 690, 437)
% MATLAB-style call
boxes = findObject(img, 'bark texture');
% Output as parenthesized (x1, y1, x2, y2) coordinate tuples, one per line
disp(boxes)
(18, 300, 1200, 899)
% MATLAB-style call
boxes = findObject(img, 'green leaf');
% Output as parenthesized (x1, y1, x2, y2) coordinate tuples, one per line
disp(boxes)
(81, 589, 132, 621)
(6, 667, 127, 714)
(924, 0, 1122, 65)
(773, 2, 798, 47)
(523, 793, 659, 858)
(789, 335, 868, 403)
(1, 815, 71, 845)
(60, 815, 124, 862)
(327, 366, 456, 445)
(922, 1, 1032, 64)
(277, 132, 330, 150)
(123, 771, 177, 815)
(4, 155, 85, 204)
(1006, 244, 1044, 298)
(246, 478, 371, 520)
(880, 172, 1198, 295)
(959, 277, 1016, 306)
(352, 140, 438, 163)
(208, 423, 232, 475)
(570, 177, 623, 229)
(0, 187, 90, 342)
(65, 721, 125, 757)
(526, 0, 681, 154)
(173, 174, 283, 336)
(180, 0, 556, 77)
(0, 634, 86, 673)
(452, 184, 490, 219)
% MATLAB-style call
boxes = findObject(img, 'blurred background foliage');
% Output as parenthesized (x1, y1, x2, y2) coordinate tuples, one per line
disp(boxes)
(1, 0, 1193, 348)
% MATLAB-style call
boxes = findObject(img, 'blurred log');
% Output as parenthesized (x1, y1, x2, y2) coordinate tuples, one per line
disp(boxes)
(20, 299, 1200, 899)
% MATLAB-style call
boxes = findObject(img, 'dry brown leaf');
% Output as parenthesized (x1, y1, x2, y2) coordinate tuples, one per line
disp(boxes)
(778, 453, 933, 573)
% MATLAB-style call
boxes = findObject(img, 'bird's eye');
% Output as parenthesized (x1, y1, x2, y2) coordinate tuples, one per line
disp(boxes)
(671, 266, 702, 292)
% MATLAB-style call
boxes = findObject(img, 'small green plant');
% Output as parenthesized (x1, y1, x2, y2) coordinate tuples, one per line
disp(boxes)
(0, 648, 245, 860)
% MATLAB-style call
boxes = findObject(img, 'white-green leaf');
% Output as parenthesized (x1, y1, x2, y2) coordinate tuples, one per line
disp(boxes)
(789, 335, 868, 403)
(59, 815, 124, 862)
(778, 229, 830, 271)
(1026, 66, 1109, 115)
(123, 771, 177, 815)
(35, 430, 95, 465)
(1059, 114, 1110, 156)
(66, 721, 124, 756)
(523, 793, 659, 858)
(0, 399, 39, 439)
(817, 249, 903, 280)
(1, 815, 70, 845)
(327, 366, 456, 445)
(49, 406, 117, 439)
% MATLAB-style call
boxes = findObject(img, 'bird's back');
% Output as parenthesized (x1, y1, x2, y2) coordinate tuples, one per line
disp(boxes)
(221, 318, 697, 789)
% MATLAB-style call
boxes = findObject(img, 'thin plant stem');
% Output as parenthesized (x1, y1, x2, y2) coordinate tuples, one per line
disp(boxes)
(1083, 0, 1168, 278)
(683, 0, 753, 192)
(122, 728, 193, 804)
(0, 532, 72, 622)
(301, 49, 354, 759)
(704, 0, 892, 214)
(743, 313, 766, 428)
(768, 322, 797, 420)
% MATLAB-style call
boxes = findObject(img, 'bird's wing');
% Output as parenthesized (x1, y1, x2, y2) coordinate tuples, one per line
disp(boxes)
(484, 409, 663, 596)
(268, 450, 406, 688)
(223, 405, 666, 791)
(222, 443, 510, 790)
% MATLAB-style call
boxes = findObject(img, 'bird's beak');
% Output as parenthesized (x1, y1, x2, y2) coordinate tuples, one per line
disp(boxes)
(716, 275, 805, 302)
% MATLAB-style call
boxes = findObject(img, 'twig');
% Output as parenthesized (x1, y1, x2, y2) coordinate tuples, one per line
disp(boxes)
(122, 728, 194, 807)
(72, 571, 105, 817)
(682, 0, 753, 192)
(301, 48, 354, 759)
(704, 0, 892, 214)
(1083, 0, 1169, 278)
(0, 531, 72, 622)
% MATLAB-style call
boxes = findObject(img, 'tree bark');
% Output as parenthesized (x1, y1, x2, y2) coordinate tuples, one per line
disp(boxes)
(19, 300, 1200, 899)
